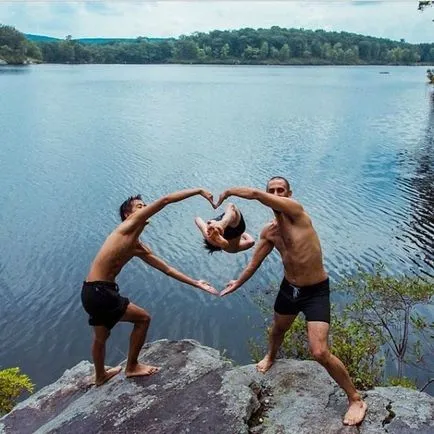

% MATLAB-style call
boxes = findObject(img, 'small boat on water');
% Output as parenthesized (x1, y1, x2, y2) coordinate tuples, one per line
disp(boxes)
(379, 71, 390, 74)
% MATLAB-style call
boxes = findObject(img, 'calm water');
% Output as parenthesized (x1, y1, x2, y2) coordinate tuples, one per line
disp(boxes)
(0, 65, 433, 394)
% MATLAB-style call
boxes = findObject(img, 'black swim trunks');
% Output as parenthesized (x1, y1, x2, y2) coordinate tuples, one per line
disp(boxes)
(214, 211, 246, 240)
(274, 278, 330, 323)
(81, 281, 130, 330)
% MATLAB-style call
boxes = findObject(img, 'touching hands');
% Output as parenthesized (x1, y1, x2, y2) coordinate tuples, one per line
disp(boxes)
(219, 280, 240, 297)
(206, 221, 224, 236)
(200, 189, 217, 209)
(216, 190, 231, 208)
(196, 280, 220, 296)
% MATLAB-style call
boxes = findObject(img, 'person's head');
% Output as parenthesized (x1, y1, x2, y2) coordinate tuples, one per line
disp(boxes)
(203, 238, 223, 254)
(266, 176, 292, 197)
(119, 195, 145, 221)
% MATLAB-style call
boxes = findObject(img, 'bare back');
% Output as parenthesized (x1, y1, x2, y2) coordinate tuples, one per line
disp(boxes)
(263, 210, 327, 286)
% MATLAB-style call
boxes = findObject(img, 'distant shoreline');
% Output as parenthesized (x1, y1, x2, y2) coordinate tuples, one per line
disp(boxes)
(1, 61, 434, 67)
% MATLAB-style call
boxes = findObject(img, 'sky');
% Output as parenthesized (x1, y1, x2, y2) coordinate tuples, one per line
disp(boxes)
(0, 1, 433, 43)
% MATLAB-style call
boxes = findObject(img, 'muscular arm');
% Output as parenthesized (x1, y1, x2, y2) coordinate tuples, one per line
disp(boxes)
(136, 244, 218, 295)
(221, 229, 274, 296)
(122, 188, 214, 234)
(238, 233, 255, 252)
(217, 187, 303, 221)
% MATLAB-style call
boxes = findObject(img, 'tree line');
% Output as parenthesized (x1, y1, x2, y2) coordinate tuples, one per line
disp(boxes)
(1, 24, 434, 66)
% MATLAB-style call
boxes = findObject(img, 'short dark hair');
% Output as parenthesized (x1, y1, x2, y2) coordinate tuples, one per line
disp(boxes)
(119, 194, 143, 221)
(267, 176, 291, 192)
(203, 238, 222, 254)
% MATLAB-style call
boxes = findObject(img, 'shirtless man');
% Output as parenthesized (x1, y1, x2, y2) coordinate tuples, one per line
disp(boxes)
(216, 177, 367, 426)
(194, 203, 255, 254)
(82, 188, 218, 386)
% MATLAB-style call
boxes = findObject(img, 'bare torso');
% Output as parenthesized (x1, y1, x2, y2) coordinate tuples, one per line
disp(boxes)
(86, 223, 145, 282)
(264, 211, 327, 286)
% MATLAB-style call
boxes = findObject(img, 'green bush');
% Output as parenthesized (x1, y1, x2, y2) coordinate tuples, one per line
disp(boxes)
(0, 368, 34, 415)
(387, 376, 417, 389)
(341, 266, 434, 379)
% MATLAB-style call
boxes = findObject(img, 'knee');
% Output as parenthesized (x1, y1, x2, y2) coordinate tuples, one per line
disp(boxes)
(138, 313, 151, 327)
(94, 331, 110, 345)
(311, 347, 331, 364)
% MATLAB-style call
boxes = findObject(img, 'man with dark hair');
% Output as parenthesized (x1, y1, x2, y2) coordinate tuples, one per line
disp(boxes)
(215, 177, 367, 426)
(194, 203, 255, 254)
(82, 188, 218, 386)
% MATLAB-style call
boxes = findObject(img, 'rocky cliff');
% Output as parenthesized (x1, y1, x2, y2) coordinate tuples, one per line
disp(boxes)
(1, 339, 433, 433)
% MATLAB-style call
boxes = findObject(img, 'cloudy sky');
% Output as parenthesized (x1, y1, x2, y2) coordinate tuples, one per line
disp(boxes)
(0, 1, 433, 43)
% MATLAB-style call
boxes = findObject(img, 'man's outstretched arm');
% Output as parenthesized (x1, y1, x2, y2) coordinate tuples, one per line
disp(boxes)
(136, 244, 219, 296)
(124, 188, 215, 234)
(216, 187, 303, 221)
(220, 229, 274, 297)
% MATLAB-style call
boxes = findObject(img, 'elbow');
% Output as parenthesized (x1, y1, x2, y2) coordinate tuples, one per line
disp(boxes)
(161, 196, 171, 207)
(250, 189, 262, 200)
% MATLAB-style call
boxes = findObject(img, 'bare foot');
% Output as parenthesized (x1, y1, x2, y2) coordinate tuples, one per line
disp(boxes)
(343, 399, 368, 425)
(95, 366, 122, 387)
(125, 363, 160, 378)
(256, 354, 274, 373)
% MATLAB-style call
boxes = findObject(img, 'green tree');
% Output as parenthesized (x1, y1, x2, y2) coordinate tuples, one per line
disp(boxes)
(174, 38, 198, 60)
(269, 45, 279, 59)
(0, 24, 29, 64)
(279, 43, 290, 62)
(220, 43, 230, 59)
(260, 41, 269, 59)
(0, 368, 34, 415)
(418, 1, 433, 11)
(342, 266, 434, 379)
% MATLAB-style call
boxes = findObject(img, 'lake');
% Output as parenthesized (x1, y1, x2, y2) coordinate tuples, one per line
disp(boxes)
(0, 64, 433, 394)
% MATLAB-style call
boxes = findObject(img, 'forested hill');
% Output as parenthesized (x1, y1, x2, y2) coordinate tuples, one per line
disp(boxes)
(1, 24, 434, 65)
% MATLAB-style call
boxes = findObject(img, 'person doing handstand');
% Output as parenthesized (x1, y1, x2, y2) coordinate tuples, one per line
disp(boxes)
(195, 203, 255, 254)
(82, 188, 218, 386)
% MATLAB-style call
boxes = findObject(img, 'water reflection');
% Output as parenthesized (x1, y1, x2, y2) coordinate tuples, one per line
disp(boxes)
(398, 91, 434, 275)
(0, 65, 31, 75)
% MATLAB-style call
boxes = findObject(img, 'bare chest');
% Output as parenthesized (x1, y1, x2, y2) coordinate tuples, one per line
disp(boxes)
(267, 220, 303, 253)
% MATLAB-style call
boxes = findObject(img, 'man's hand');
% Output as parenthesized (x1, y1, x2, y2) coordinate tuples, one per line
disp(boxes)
(216, 190, 231, 208)
(220, 280, 240, 297)
(200, 189, 217, 209)
(196, 280, 219, 296)
(206, 221, 224, 236)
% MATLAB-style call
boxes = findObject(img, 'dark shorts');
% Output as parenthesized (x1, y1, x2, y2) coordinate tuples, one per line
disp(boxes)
(274, 278, 330, 323)
(81, 281, 130, 330)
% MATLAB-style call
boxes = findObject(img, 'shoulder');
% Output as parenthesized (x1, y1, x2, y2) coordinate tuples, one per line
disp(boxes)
(260, 221, 275, 239)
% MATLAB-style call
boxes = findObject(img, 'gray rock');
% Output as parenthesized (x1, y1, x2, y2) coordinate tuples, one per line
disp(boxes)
(1, 340, 433, 433)
(0, 58, 8, 65)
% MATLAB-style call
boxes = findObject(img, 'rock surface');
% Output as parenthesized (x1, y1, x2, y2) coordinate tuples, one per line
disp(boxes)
(1, 339, 433, 433)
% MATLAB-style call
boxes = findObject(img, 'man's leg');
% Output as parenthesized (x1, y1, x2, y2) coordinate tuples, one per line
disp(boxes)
(257, 312, 297, 373)
(120, 303, 160, 377)
(307, 321, 367, 425)
(92, 326, 122, 386)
